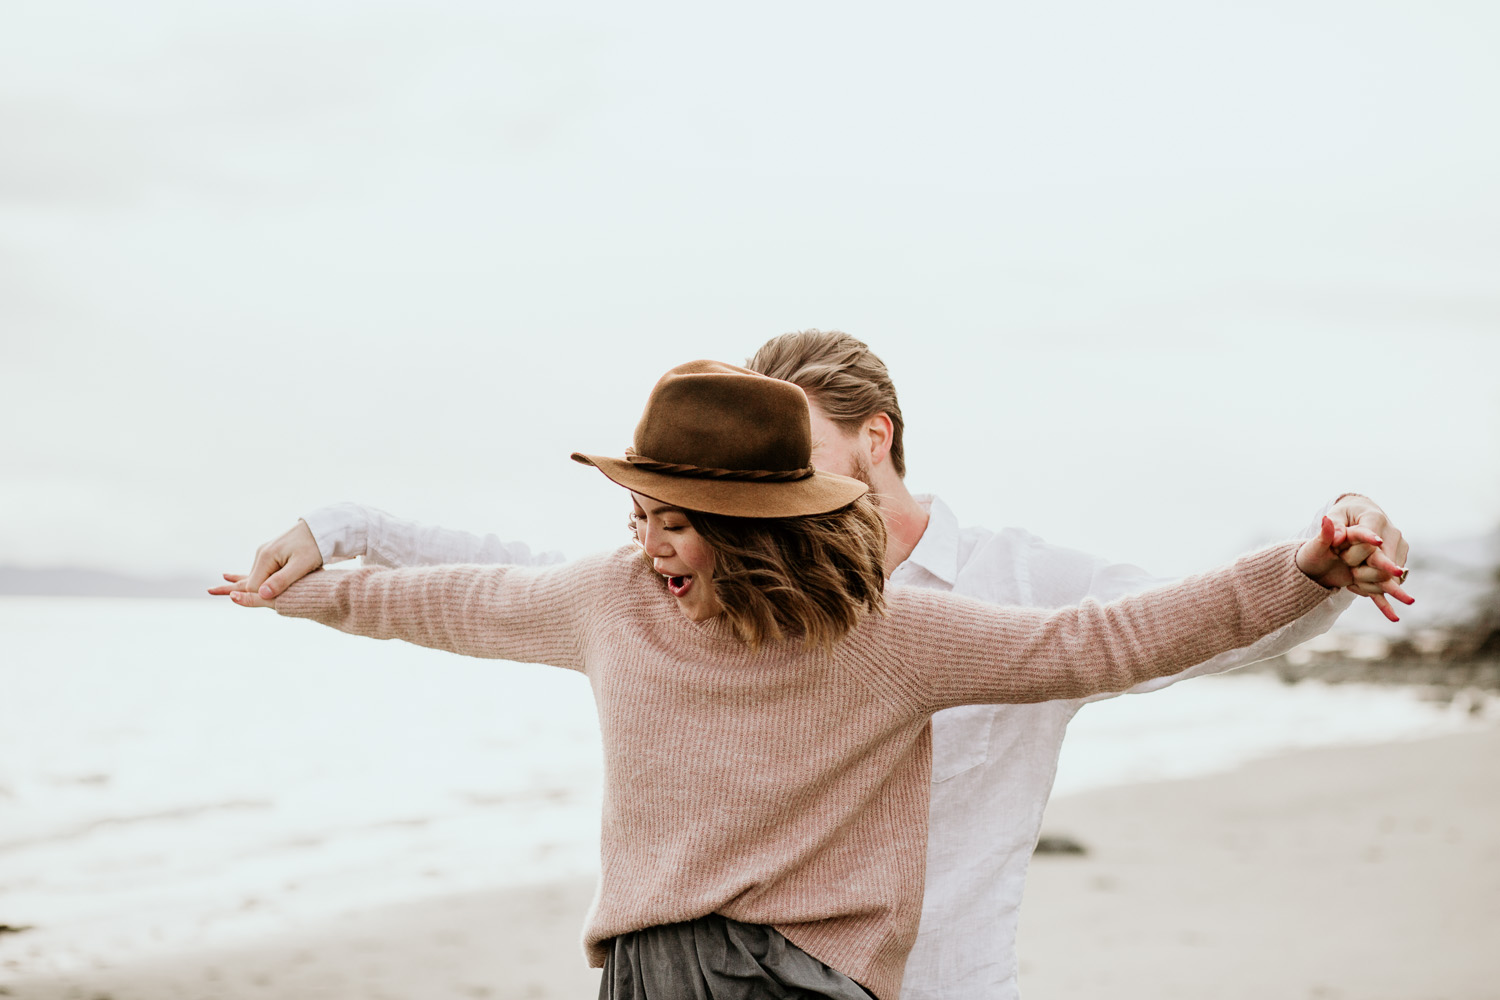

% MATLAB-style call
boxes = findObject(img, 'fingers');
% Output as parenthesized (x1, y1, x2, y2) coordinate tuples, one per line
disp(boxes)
(259, 556, 316, 600)
(1324, 505, 1413, 619)
(243, 545, 285, 597)
(209, 576, 274, 607)
(1355, 576, 1414, 605)
(243, 522, 325, 599)
(1349, 564, 1414, 605)
(1317, 566, 1356, 590)
(1379, 528, 1403, 566)
(1298, 519, 1365, 588)
(1363, 548, 1405, 579)
(207, 572, 248, 595)
(229, 589, 275, 610)
(1338, 508, 1409, 599)
(1384, 580, 1415, 605)
(1333, 505, 1413, 603)
(1317, 517, 1347, 550)
(1369, 593, 1400, 623)
(218, 522, 319, 606)
(1337, 526, 1384, 568)
(1297, 522, 1336, 581)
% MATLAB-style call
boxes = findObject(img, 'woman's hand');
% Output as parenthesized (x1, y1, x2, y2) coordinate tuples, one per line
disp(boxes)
(1296, 516, 1413, 622)
(207, 519, 322, 608)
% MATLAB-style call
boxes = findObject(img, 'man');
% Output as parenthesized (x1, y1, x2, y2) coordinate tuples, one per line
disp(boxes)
(220, 331, 1408, 999)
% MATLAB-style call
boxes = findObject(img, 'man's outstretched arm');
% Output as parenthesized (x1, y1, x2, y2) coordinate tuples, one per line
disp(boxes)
(208, 502, 563, 602)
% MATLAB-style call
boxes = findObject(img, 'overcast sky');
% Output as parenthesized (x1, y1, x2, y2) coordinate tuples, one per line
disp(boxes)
(3, 0, 1497, 586)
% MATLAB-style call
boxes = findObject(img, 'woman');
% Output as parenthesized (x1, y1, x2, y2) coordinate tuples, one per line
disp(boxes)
(224, 360, 1391, 1000)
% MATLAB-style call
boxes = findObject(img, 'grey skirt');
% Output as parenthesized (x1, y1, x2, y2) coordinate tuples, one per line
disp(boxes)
(600, 913, 876, 1000)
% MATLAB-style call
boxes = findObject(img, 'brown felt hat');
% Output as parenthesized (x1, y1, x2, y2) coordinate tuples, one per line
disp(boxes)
(571, 360, 869, 518)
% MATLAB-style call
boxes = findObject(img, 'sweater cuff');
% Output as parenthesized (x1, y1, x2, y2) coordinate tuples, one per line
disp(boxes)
(274, 567, 347, 622)
(1249, 540, 1339, 622)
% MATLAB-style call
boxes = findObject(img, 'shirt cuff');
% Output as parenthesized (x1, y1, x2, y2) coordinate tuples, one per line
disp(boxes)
(301, 502, 370, 565)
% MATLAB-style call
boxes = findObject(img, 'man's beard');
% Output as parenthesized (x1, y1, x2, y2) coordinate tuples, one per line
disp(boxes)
(851, 452, 879, 505)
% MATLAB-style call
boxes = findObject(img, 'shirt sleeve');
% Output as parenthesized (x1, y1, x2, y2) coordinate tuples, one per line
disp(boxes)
(302, 502, 565, 568)
(885, 542, 1336, 714)
(272, 552, 619, 672)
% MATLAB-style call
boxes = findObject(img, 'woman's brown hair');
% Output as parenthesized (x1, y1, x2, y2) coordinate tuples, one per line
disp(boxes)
(684, 494, 888, 651)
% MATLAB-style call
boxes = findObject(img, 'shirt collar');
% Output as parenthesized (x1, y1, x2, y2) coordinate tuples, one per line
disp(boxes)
(900, 493, 960, 586)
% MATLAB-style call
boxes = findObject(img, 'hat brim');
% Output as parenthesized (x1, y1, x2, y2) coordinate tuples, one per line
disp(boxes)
(571, 453, 868, 518)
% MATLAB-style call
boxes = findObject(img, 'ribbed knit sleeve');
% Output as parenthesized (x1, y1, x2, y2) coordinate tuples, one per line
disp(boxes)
(888, 541, 1332, 713)
(274, 549, 625, 671)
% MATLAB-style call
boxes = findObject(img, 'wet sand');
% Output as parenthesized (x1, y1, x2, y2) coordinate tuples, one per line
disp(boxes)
(5, 728, 1497, 1000)
(0, 881, 603, 1000)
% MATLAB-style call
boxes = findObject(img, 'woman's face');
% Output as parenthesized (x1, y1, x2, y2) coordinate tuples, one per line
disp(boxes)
(630, 492, 722, 622)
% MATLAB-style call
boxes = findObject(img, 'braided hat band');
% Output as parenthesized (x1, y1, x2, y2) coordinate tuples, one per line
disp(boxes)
(623, 447, 816, 483)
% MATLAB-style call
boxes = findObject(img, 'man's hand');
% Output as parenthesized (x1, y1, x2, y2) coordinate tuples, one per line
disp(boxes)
(206, 519, 323, 608)
(1327, 494, 1411, 622)
(1296, 516, 1413, 622)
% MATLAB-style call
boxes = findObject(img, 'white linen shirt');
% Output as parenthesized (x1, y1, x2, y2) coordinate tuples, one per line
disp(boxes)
(302, 497, 1351, 1000)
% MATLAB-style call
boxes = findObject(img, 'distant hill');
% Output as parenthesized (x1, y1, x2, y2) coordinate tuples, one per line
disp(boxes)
(0, 566, 209, 598)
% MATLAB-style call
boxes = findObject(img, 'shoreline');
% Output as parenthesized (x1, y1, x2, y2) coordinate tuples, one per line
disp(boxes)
(1247, 654, 1500, 696)
(5, 729, 1497, 1000)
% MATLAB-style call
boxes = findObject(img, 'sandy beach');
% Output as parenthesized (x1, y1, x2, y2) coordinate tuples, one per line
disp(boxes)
(1018, 727, 1500, 1000)
(6, 726, 1496, 1000)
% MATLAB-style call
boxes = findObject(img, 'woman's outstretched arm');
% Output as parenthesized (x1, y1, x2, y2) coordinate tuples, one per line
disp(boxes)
(223, 552, 626, 672)
(893, 520, 1407, 713)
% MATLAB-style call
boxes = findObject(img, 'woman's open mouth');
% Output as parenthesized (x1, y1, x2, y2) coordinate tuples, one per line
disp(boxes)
(665, 575, 693, 597)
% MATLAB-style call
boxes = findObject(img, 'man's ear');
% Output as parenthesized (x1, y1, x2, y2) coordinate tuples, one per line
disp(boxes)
(863, 413, 895, 466)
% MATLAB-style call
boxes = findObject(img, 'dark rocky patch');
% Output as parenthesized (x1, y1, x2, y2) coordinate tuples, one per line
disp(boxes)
(1034, 834, 1087, 856)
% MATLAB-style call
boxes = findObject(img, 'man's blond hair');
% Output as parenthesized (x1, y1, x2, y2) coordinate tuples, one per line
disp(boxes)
(747, 330, 907, 478)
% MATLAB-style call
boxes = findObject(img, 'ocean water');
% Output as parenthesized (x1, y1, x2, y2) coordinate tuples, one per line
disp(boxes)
(2, 597, 1492, 973)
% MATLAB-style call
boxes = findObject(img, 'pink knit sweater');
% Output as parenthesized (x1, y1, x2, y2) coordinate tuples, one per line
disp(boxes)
(275, 540, 1328, 1000)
